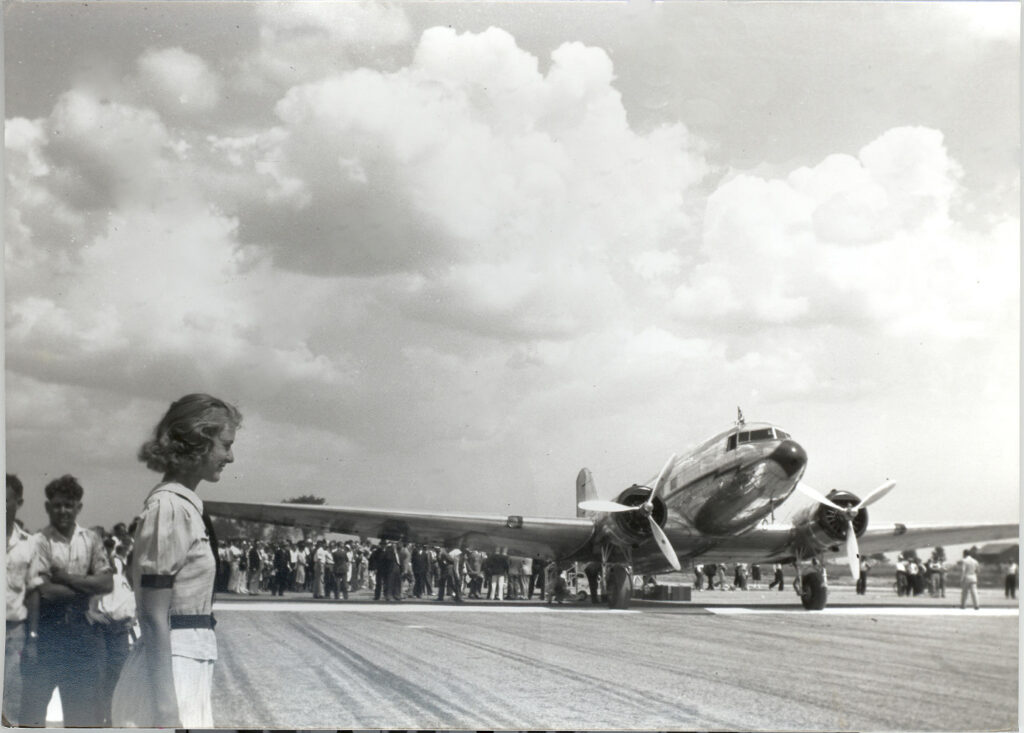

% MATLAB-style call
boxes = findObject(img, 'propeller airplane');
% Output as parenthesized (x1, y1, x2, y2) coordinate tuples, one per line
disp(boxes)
(206, 411, 1017, 610)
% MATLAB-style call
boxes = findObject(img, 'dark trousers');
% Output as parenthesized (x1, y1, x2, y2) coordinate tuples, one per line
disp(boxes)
(1006, 574, 1017, 598)
(325, 567, 338, 598)
(437, 567, 462, 601)
(20, 620, 104, 727)
(336, 567, 350, 599)
(98, 622, 130, 726)
(413, 570, 427, 597)
(856, 573, 868, 595)
(529, 571, 545, 599)
(374, 570, 384, 600)
(272, 568, 290, 595)
(769, 570, 784, 591)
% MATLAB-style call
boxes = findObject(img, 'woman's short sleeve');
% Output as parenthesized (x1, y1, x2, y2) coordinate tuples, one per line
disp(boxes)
(133, 493, 200, 585)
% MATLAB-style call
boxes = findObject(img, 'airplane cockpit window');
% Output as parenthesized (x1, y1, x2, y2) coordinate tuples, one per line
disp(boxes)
(727, 427, 786, 451)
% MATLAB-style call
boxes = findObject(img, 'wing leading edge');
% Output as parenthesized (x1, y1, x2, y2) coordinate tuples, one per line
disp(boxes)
(204, 500, 596, 560)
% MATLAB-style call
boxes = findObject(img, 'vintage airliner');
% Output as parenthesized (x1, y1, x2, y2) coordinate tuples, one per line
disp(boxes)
(206, 412, 1017, 610)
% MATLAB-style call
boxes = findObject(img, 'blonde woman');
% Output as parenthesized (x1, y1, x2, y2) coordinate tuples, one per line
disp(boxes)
(112, 394, 241, 727)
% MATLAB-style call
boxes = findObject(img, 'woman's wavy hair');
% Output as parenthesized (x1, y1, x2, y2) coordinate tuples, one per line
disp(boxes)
(138, 393, 242, 475)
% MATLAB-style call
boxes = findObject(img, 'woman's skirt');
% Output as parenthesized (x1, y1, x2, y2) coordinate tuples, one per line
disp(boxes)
(112, 642, 215, 727)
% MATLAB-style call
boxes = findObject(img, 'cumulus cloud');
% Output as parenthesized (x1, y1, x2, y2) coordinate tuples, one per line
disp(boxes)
(671, 126, 1016, 341)
(217, 25, 709, 354)
(135, 47, 222, 114)
(236, 1, 413, 93)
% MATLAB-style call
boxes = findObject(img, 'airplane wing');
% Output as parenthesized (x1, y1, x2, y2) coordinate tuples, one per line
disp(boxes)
(658, 521, 1019, 568)
(204, 500, 596, 559)
(855, 522, 1019, 556)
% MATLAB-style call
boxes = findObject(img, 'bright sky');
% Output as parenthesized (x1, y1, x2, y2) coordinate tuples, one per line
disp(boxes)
(4, 1, 1019, 535)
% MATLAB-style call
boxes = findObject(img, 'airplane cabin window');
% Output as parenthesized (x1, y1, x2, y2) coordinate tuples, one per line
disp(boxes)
(775, 429, 790, 439)
(749, 428, 774, 441)
(738, 431, 750, 444)
(727, 434, 737, 451)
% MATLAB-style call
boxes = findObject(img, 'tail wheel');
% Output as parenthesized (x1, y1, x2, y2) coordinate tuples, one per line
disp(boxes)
(800, 571, 828, 610)
(607, 565, 632, 609)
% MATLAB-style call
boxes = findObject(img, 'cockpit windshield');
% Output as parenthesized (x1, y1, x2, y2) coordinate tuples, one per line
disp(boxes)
(726, 426, 788, 451)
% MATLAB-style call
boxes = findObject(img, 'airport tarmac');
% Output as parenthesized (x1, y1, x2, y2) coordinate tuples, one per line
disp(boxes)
(208, 584, 1019, 731)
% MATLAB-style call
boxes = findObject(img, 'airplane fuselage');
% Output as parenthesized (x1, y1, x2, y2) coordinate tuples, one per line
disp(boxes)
(589, 421, 807, 572)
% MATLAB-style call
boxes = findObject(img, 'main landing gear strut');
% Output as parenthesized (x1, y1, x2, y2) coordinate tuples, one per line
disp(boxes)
(600, 544, 633, 610)
(792, 555, 828, 610)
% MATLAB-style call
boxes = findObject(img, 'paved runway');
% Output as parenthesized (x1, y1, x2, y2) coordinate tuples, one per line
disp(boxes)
(209, 586, 1019, 730)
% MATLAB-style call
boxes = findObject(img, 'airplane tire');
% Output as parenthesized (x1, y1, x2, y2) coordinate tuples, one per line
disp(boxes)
(800, 571, 828, 610)
(607, 566, 631, 609)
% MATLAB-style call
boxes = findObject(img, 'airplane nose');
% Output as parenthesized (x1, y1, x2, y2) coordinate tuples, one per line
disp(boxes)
(770, 439, 807, 478)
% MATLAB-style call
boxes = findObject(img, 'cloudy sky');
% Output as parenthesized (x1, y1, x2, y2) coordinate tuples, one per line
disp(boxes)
(5, 1, 1019, 535)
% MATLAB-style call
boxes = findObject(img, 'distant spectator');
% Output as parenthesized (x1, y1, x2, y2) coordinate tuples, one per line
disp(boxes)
(959, 549, 980, 610)
(1005, 560, 1017, 599)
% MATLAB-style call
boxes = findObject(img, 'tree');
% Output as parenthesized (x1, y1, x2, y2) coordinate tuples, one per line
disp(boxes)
(283, 495, 326, 505)
(281, 494, 327, 540)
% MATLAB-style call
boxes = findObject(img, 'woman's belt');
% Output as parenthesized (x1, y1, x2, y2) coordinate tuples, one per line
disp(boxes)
(169, 613, 216, 630)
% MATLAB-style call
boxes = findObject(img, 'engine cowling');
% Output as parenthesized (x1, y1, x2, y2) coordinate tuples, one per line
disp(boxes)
(594, 485, 668, 548)
(793, 490, 868, 554)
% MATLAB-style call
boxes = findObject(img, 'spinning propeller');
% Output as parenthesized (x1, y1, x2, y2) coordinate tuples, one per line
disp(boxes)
(578, 454, 682, 571)
(796, 480, 896, 582)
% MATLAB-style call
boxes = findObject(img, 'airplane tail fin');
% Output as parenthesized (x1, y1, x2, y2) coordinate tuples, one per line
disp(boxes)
(576, 468, 597, 518)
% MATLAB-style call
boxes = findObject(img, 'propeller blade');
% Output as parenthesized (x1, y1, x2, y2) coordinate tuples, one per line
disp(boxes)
(648, 516, 681, 571)
(855, 480, 896, 511)
(643, 453, 678, 512)
(796, 482, 845, 512)
(846, 519, 860, 582)
(577, 499, 635, 513)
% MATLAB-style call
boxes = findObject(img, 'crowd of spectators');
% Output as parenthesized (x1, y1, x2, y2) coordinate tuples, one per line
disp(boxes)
(213, 538, 555, 604)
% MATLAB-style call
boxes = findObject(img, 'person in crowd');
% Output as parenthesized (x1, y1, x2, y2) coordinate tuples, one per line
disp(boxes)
(333, 542, 351, 600)
(959, 548, 980, 610)
(435, 548, 463, 603)
(399, 543, 413, 599)
(5, 474, 36, 726)
(856, 555, 871, 595)
(529, 554, 546, 600)
(584, 562, 602, 604)
(1004, 560, 1017, 599)
(895, 557, 908, 596)
(21, 474, 113, 727)
(311, 540, 326, 599)
(704, 562, 718, 591)
(95, 536, 133, 726)
(378, 541, 399, 601)
(750, 563, 761, 589)
(246, 541, 262, 595)
(715, 563, 728, 590)
(111, 392, 241, 727)
(369, 544, 384, 600)
(411, 544, 429, 598)
(733, 563, 748, 590)
(507, 555, 525, 600)
(768, 563, 784, 592)
(693, 563, 704, 591)
(272, 542, 291, 596)
(492, 551, 510, 601)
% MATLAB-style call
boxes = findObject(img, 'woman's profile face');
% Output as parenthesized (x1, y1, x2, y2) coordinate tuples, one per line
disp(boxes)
(198, 423, 236, 483)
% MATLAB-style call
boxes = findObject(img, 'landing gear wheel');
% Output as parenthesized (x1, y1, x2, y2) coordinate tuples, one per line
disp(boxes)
(607, 566, 632, 609)
(800, 571, 828, 610)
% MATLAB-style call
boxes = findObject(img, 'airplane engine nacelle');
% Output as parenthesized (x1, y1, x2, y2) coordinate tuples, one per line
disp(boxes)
(793, 490, 868, 554)
(597, 485, 668, 548)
